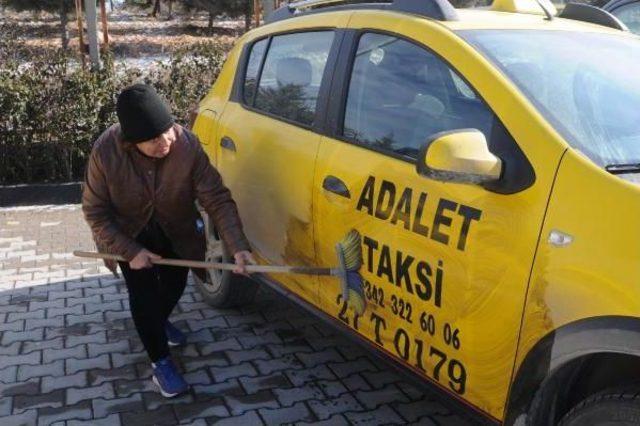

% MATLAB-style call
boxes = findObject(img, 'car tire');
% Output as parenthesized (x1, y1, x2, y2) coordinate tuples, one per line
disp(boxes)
(192, 208, 258, 308)
(559, 388, 640, 426)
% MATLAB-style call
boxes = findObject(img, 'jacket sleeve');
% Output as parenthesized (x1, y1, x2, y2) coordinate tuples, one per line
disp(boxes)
(192, 142, 251, 255)
(81, 148, 143, 261)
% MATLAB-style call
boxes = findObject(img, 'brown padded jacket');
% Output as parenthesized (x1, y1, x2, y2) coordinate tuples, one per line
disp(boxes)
(82, 123, 250, 263)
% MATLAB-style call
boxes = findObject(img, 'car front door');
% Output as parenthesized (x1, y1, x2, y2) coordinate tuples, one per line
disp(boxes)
(312, 16, 564, 420)
(216, 28, 338, 305)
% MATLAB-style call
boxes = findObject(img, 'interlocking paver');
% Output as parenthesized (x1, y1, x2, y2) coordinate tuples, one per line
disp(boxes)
(0, 379, 40, 398)
(260, 401, 315, 424)
(0, 342, 21, 356)
(67, 382, 115, 405)
(88, 340, 130, 358)
(225, 389, 280, 416)
(142, 390, 194, 410)
(0, 204, 467, 425)
(13, 389, 65, 414)
(37, 400, 92, 425)
(0, 350, 41, 367)
(354, 384, 409, 410)
(214, 410, 264, 426)
(17, 360, 65, 381)
(226, 348, 271, 365)
(0, 396, 12, 416)
(240, 372, 291, 394)
(173, 399, 229, 423)
(198, 338, 242, 355)
(316, 380, 349, 398)
(66, 311, 104, 326)
(210, 361, 257, 383)
(65, 354, 110, 374)
(254, 354, 303, 375)
(0, 366, 18, 384)
(47, 305, 83, 319)
(286, 364, 337, 387)
(92, 394, 144, 418)
(0, 409, 38, 426)
(43, 345, 87, 363)
(7, 309, 45, 322)
(25, 316, 65, 331)
(328, 358, 378, 378)
(42, 372, 87, 393)
(121, 405, 178, 426)
(67, 413, 121, 426)
(0, 321, 26, 334)
(66, 331, 107, 347)
(182, 352, 228, 371)
(193, 378, 245, 400)
(273, 382, 325, 407)
(297, 413, 350, 425)
(344, 404, 404, 425)
(113, 378, 155, 398)
(308, 393, 363, 421)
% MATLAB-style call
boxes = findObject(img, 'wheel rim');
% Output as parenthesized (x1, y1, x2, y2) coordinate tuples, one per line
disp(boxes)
(201, 217, 225, 293)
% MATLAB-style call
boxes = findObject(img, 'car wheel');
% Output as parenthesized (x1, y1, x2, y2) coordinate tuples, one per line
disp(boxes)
(192, 209, 258, 308)
(559, 388, 640, 426)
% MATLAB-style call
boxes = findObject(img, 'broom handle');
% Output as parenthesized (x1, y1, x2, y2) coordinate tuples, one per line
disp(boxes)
(73, 251, 335, 275)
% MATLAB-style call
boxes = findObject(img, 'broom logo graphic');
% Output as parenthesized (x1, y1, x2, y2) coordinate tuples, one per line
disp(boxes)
(336, 229, 366, 316)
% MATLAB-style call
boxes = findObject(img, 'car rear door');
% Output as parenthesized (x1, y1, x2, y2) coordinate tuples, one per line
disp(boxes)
(215, 25, 343, 306)
(312, 15, 564, 420)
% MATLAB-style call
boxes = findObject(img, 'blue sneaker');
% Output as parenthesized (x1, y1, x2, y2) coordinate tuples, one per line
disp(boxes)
(152, 356, 188, 398)
(165, 321, 187, 347)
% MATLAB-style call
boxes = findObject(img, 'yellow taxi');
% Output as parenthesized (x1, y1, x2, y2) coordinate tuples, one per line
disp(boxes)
(191, 0, 640, 423)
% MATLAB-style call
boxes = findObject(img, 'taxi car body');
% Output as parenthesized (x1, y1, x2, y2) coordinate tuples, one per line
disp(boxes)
(192, 0, 640, 423)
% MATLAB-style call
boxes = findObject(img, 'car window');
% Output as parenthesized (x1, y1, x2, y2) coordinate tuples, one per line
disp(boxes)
(463, 30, 640, 167)
(611, 2, 640, 34)
(243, 38, 268, 105)
(253, 31, 334, 127)
(342, 33, 494, 159)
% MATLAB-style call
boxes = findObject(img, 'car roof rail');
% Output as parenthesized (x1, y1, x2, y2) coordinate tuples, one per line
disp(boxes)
(558, 2, 628, 31)
(265, 0, 459, 24)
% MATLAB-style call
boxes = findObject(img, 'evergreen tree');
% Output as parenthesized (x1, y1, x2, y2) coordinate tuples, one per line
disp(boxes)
(0, 0, 76, 49)
(182, 0, 252, 32)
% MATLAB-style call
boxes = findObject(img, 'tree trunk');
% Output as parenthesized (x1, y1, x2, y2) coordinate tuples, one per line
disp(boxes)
(167, 0, 173, 19)
(244, 0, 251, 33)
(110, 0, 114, 11)
(208, 11, 213, 34)
(152, 0, 161, 17)
(60, 0, 70, 50)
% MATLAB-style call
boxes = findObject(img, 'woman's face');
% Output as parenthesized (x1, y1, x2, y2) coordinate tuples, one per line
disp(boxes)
(136, 127, 176, 158)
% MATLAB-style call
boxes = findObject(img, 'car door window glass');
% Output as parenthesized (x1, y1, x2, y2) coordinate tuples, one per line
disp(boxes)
(243, 38, 268, 105)
(343, 33, 494, 159)
(612, 3, 640, 34)
(254, 31, 334, 126)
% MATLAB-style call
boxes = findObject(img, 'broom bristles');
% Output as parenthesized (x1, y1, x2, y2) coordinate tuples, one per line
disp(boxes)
(338, 229, 362, 271)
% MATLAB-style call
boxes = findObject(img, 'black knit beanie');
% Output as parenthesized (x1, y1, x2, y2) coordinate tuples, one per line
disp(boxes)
(116, 84, 174, 144)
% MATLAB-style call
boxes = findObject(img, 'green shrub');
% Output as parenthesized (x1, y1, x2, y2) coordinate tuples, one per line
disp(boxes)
(0, 33, 228, 185)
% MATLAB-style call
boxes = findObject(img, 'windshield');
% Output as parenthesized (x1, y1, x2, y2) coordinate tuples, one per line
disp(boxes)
(461, 30, 640, 167)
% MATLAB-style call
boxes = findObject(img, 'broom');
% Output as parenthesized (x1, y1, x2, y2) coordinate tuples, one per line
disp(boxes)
(74, 229, 367, 314)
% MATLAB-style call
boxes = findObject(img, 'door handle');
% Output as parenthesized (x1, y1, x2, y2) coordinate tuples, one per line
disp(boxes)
(322, 175, 351, 198)
(220, 136, 236, 152)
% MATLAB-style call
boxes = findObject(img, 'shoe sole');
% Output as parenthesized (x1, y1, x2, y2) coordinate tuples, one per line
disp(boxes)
(152, 375, 183, 398)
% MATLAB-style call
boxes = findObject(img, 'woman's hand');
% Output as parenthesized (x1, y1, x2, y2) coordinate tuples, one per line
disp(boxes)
(233, 250, 255, 276)
(129, 248, 161, 270)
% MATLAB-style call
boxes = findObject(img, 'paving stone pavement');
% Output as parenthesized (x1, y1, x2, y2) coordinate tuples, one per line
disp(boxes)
(0, 205, 478, 425)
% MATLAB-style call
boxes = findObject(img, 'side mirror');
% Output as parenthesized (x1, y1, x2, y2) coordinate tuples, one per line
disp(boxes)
(416, 129, 502, 185)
